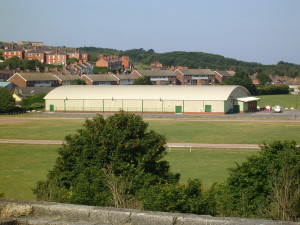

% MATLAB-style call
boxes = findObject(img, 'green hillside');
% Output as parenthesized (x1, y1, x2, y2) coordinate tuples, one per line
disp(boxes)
(79, 47, 300, 77)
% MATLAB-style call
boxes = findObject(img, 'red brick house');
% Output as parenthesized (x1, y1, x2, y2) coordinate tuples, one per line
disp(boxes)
(24, 48, 45, 63)
(96, 55, 122, 69)
(46, 51, 67, 65)
(66, 49, 80, 59)
(150, 62, 163, 70)
(80, 51, 89, 61)
(175, 69, 215, 85)
(120, 56, 134, 70)
(2, 45, 23, 60)
(8, 73, 59, 87)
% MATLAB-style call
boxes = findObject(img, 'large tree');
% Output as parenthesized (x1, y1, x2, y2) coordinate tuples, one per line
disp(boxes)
(33, 112, 179, 206)
(256, 73, 272, 86)
(0, 87, 16, 113)
(222, 71, 257, 95)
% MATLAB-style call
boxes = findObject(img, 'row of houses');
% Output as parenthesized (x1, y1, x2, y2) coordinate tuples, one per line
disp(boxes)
(131, 69, 235, 85)
(6, 69, 236, 87)
(2, 44, 89, 65)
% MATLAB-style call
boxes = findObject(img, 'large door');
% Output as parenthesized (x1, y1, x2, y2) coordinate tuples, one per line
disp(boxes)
(49, 105, 54, 112)
(175, 106, 182, 113)
(234, 105, 240, 113)
(205, 105, 211, 112)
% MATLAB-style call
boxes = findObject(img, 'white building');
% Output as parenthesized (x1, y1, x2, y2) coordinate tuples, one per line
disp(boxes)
(44, 85, 259, 114)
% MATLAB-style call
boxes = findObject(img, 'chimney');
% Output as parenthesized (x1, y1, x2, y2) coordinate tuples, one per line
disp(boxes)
(45, 67, 48, 72)
(74, 62, 78, 66)
(36, 67, 40, 72)
(83, 59, 87, 63)
(79, 60, 83, 65)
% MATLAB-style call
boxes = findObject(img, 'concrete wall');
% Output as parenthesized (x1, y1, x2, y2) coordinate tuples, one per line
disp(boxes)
(0, 199, 296, 225)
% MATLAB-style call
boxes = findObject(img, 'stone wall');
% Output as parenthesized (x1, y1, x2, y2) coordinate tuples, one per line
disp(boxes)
(0, 199, 296, 225)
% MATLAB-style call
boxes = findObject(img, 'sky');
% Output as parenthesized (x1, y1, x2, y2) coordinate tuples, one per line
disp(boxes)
(0, 0, 299, 65)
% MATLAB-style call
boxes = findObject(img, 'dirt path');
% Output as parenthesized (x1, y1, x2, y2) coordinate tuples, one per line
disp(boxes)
(0, 139, 260, 149)
(1, 116, 300, 125)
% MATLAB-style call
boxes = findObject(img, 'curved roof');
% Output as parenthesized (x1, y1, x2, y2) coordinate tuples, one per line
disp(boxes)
(44, 85, 250, 101)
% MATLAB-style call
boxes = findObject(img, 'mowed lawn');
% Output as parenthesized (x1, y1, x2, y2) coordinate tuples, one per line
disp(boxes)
(0, 143, 257, 200)
(0, 143, 59, 200)
(1, 117, 300, 144)
(165, 149, 257, 188)
(256, 94, 300, 109)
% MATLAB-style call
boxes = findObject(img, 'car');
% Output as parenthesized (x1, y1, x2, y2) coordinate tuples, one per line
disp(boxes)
(264, 105, 272, 110)
(274, 105, 283, 113)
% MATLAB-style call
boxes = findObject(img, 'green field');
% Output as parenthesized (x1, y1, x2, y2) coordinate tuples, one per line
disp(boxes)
(1, 118, 300, 144)
(0, 144, 58, 200)
(0, 114, 299, 200)
(256, 94, 300, 109)
(0, 143, 257, 200)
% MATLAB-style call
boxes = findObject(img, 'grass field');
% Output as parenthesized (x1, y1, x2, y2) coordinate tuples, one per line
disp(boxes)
(0, 143, 257, 200)
(256, 94, 299, 109)
(1, 118, 300, 144)
(0, 143, 58, 200)
(0, 114, 298, 200)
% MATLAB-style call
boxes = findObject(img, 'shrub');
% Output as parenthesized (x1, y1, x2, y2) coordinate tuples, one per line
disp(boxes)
(33, 112, 179, 207)
(213, 140, 300, 221)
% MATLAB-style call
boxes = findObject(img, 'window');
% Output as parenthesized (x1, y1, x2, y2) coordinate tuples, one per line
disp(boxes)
(36, 54, 40, 57)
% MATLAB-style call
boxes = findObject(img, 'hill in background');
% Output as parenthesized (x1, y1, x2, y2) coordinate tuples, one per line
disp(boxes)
(80, 47, 300, 78)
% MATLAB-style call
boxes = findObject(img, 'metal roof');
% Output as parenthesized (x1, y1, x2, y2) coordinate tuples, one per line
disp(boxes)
(134, 70, 175, 77)
(0, 82, 12, 87)
(176, 69, 215, 76)
(44, 85, 250, 101)
(82, 75, 117, 82)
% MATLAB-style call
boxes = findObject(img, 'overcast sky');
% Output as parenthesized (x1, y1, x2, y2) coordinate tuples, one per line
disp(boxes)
(0, 0, 299, 65)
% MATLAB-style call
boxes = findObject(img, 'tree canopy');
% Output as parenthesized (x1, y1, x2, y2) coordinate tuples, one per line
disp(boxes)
(222, 71, 258, 95)
(0, 87, 16, 113)
(133, 76, 152, 85)
(71, 79, 86, 85)
(213, 140, 300, 221)
(33, 112, 179, 206)
(256, 73, 272, 86)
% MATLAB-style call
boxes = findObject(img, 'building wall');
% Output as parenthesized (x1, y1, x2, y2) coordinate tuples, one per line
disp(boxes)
(45, 98, 227, 114)
(3, 51, 23, 60)
(24, 53, 45, 62)
(46, 54, 67, 65)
